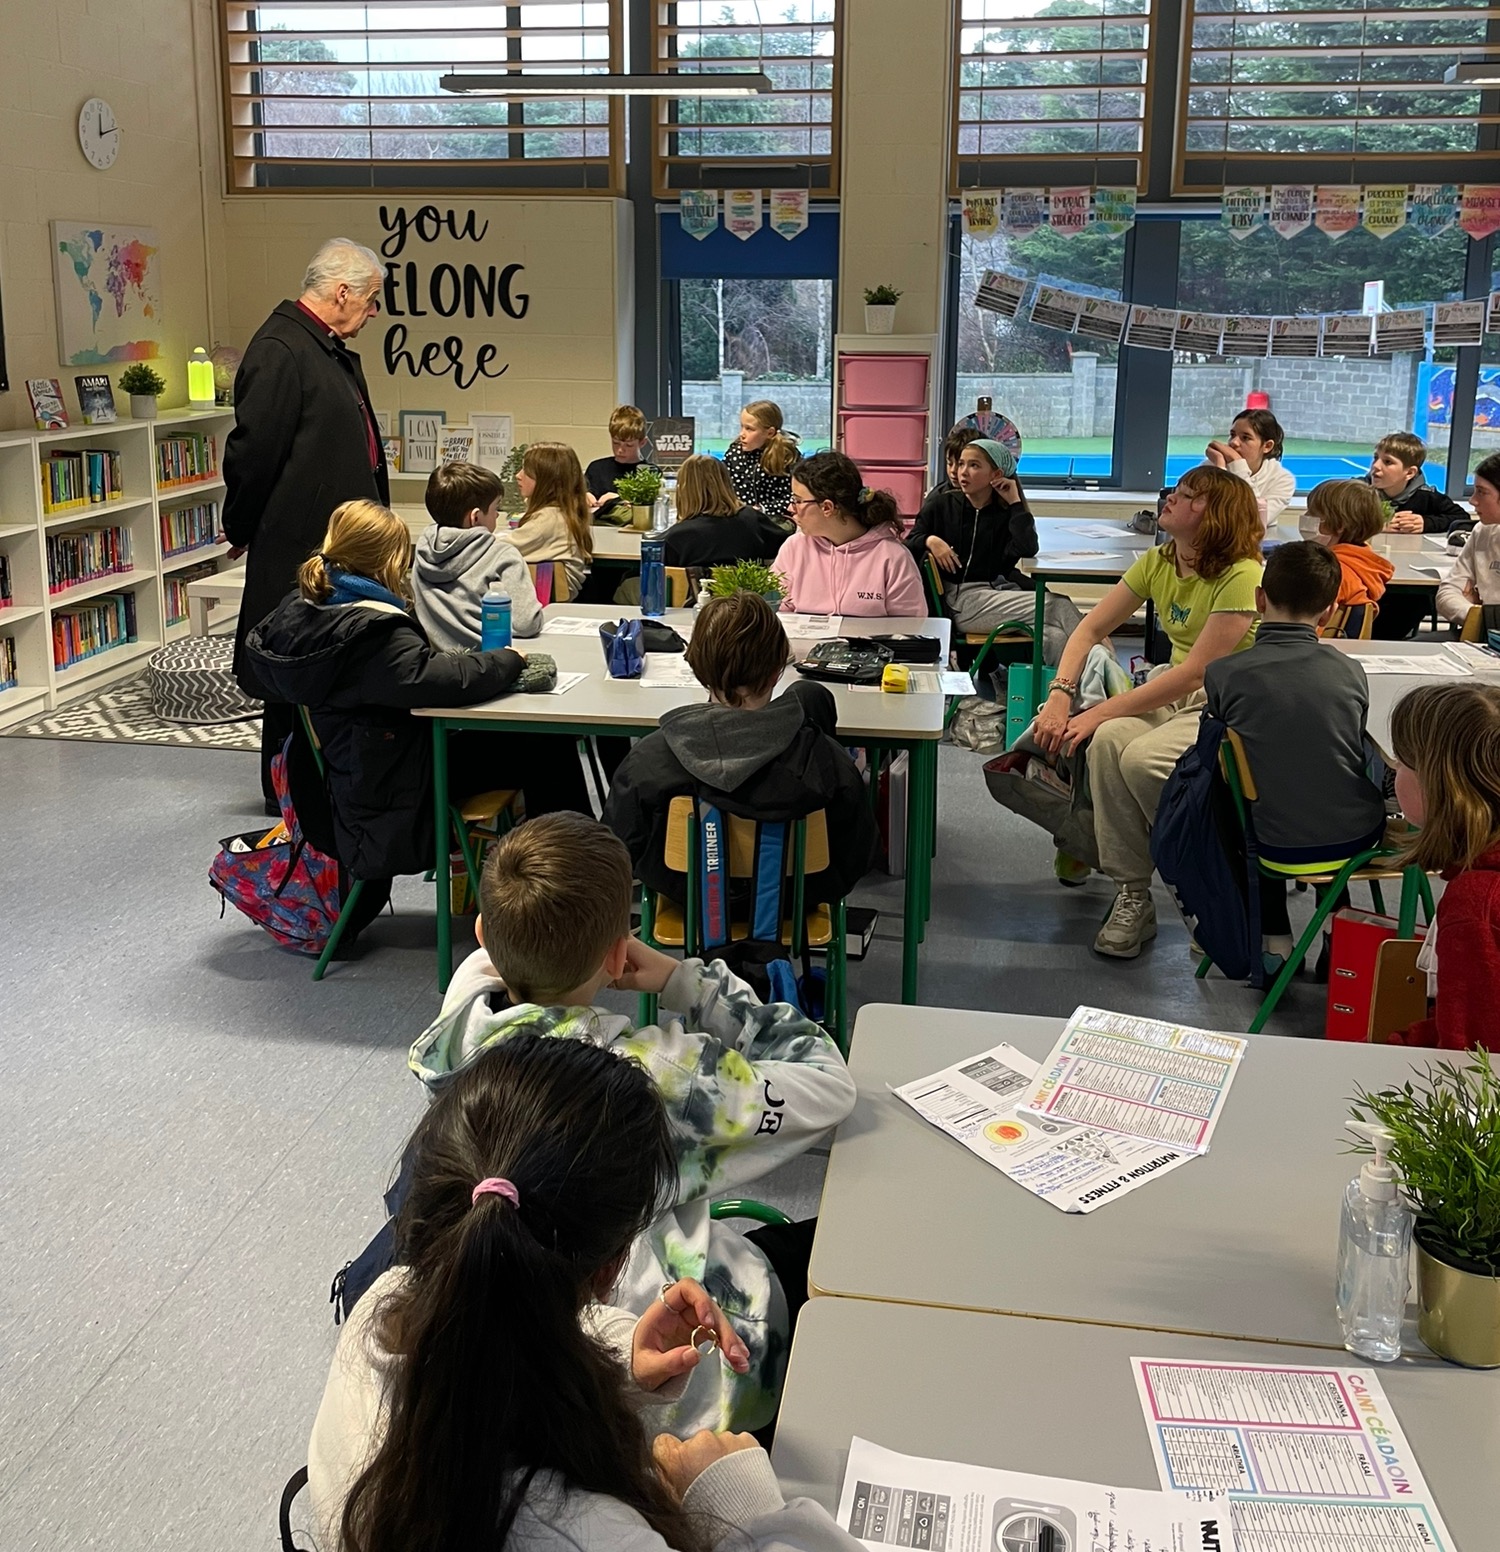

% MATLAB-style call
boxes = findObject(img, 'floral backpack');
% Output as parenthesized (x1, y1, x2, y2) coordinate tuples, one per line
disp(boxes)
(208, 744, 344, 955)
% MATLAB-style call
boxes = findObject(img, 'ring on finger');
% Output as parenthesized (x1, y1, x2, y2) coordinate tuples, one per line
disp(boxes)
(689, 1324, 719, 1356)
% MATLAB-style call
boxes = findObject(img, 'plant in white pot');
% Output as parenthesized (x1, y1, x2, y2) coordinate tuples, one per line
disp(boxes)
(1351, 1049, 1500, 1367)
(119, 363, 167, 421)
(863, 284, 902, 335)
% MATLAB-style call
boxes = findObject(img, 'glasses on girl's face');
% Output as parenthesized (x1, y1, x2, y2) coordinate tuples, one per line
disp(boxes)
(788, 497, 820, 511)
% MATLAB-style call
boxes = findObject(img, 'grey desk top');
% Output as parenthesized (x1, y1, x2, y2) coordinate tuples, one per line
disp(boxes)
(810, 1005, 1436, 1348)
(1333, 639, 1500, 754)
(411, 605, 949, 740)
(589, 524, 643, 560)
(771, 1297, 1496, 1551)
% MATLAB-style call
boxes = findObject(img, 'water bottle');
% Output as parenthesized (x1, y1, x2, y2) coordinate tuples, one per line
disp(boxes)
(480, 591, 512, 651)
(640, 538, 666, 619)
(1335, 1122, 1413, 1362)
(651, 485, 673, 534)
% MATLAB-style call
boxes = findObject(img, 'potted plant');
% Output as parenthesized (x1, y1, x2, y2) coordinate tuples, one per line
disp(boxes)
(498, 442, 529, 512)
(863, 284, 903, 335)
(1351, 1049, 1500, 1367)
(615, 466, 664, 532)
(119, 363, 167, 421)
(708, 559, 788, 607)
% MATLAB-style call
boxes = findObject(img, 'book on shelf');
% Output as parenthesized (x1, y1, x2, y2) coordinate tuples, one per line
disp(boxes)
(165, 560, 220, 626)
(51, 591, 137, 670)
(0, 634, 16, 690)
(41, 448, 125, 512)
(156, 432, 218, 487)
(74, 374, 117, 425)
(46, 526, 133, 592)
(0, 550, 10, 607)
(160, 500, 219, 557)
(27, 378, 69, 431)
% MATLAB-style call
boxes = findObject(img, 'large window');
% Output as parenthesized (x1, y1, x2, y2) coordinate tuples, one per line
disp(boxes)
(221, 2, 623, 191)
(954, 225, 1128, 480)
(653, 2, 840, 196)
(1168, 223, 1470, 488)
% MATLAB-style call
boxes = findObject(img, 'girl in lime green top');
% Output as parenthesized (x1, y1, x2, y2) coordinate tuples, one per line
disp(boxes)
(1034, 466, 1263, 959)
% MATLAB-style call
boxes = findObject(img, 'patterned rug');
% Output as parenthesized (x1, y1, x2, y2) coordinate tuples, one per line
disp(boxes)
(4, 672, 260, 751)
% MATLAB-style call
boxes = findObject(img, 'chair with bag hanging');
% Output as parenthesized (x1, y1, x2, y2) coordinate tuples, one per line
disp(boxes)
(638, 796, 849, 1054)
(527, 559, 572, 606)
(1324, 601, 1378, 640)
(1197, 727, 1434, 1034)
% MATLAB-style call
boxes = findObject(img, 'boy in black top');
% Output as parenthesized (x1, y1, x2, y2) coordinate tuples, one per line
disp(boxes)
(1366, 430, 1472, 638)
(585, 404, 662, 511)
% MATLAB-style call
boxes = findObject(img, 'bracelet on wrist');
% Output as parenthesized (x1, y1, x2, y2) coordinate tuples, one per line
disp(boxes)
(1049, 677, 1079, 698)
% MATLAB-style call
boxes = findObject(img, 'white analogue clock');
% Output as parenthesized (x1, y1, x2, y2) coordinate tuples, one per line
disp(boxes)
(78, 98, 120, 170)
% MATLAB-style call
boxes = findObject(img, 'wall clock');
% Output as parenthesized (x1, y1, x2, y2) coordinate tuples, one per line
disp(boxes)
(78, 98, 120, 170)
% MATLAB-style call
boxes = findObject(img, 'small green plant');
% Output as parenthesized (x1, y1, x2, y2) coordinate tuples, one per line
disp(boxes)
(708, 559, 788, 600)
(118, 363, 166, 398)
(863, 285, 902, 306)
(1350, 1049, 1500, 1275)
(1379, 498, 1396, 526)
(499, 442, 528, 486)
(614, 466, 664, 507)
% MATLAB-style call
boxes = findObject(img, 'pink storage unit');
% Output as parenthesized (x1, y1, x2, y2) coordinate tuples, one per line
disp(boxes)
(840, 411, 927, 464)
(859, 464, 927, 516)
(841, 353, 929, 409)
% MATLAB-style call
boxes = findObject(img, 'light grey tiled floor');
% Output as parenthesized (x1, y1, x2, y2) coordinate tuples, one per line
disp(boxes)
(0, 733, 1335, 1549)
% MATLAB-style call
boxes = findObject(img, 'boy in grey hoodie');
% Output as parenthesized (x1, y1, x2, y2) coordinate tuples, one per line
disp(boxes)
(411, 461, 543, 649)
(409, 811, 856, 1439)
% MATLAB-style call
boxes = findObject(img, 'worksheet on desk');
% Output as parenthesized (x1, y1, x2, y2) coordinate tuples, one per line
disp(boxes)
(1016, 1006, 1247, 1155)
(838, 1436, 1231, 1552)
(1132, 1358, 1456, 1552)
(891, 1040, 1193, 1212)
(1357, 655, 1472, 677)
(541, 615, 609, 637)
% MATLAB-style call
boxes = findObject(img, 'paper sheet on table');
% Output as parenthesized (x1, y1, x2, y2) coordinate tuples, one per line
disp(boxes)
(1016, 1006, 1247, 1155)
(1133, 1357, 1456, 1552)
(639, 653, 701, 689)
(544, 672, 586, 696)
(779, 612, 843, 639)
(1068, 522, 1139, 540)
(837, 1436, 1232, 1552)
(1446, 642, 1500, 671)
(542, 615, 609, 637)
(896, 670, 975, 696)
(892, 1041, 1192, 1212)
(1357, 655, 1473, 676)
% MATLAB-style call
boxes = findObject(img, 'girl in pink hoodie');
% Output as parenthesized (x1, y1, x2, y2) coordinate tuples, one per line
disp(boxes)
(778, 450, 927, 617)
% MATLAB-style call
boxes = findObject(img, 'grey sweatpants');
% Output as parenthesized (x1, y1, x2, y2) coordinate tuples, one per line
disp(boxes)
(950, 584, 1083, 666)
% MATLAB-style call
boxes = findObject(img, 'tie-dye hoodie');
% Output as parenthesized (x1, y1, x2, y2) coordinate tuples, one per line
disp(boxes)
(408, 949, 856, 1436)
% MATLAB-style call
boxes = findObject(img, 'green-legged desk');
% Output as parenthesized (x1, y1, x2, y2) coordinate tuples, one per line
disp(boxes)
(411, 605, 949, 1003)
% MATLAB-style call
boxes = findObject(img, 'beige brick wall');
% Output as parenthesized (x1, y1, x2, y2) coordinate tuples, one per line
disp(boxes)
(0, 0, 215, 432)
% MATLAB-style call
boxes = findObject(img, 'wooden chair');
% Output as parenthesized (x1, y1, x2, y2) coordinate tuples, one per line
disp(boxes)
(1196, 727, 1434, 1033)
(921, 553, 1032, 728)
(298, 707, 521, 981)
(526, 560, 572, 605)
(639, 796, 850, 1053)
(1325, 600, 1378, 640)
(665, 565, 692, 607)
(1461, 605, 1485, 643)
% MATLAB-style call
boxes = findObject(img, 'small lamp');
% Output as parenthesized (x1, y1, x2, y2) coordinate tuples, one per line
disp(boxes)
(187, 347, 215, 410)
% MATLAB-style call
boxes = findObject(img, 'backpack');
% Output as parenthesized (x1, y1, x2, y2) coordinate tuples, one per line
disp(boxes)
(1150, 713, 1264, 986)
(208, 741, 345, 955)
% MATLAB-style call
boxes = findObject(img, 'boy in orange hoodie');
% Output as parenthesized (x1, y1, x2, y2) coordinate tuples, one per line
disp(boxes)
(1307, 478, 1393, 636)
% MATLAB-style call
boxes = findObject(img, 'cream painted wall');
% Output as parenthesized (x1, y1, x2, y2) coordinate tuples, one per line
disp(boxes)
(0, 0, 215, 433)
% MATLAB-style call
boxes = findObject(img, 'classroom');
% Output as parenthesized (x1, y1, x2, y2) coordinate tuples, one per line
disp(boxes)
(2, 1, 1499, 1547)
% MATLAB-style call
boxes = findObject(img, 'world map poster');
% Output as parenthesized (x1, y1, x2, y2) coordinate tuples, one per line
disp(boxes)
(51, 222, 162, 365)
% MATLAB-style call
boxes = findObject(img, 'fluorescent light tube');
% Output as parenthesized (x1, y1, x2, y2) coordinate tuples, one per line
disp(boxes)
(440, 72, 773, 97)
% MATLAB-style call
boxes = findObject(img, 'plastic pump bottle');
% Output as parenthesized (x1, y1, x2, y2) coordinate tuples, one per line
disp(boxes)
(1335, 1122, 1413, 1361)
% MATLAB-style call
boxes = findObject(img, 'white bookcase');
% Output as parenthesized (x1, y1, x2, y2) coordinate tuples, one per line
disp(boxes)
(0, 407, 239, 730)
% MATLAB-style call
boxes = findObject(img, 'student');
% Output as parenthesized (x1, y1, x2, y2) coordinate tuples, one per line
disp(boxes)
(923, 425, 983, 502)
(1204, 408, 1295, 529)
(778, 450, 926, 617)
(310, 1032, 862, 1551)
(603, 592, 877, 912)
(907, 438, 1081, 661)
(1389, 683, 1500, 1052)
(411, 461, 543, 650)
(1033, 466, 1262, 957)
(408, 812, 857, 1437)
(723, 400, 799, 518)
(1438, 453, 1500, 628)
(663, 454, 788, 569)
(585, 403, 661, 512)
(1369, 431, 1470, 536)
(1306, 478, 1392, 635)
(510, 441, 594, 597)
(1203, 542, 1386, 965)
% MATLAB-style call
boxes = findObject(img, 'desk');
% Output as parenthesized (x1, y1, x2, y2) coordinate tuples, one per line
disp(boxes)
(589, 524, 643, 563)
(412, 606, 948, 1002)
(1334, 639, 1500, 754)
(808, 1003, 1433, 1347)
(770, 1298, 1496, 1550)
(185, 566, 245, 636)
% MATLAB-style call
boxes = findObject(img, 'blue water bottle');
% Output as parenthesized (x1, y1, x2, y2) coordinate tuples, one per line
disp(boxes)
(480, 591, 512, 650)
(640, 538, 666, 619)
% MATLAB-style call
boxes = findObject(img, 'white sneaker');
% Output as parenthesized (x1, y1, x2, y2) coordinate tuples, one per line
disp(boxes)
(1094, 888, 1157, 958)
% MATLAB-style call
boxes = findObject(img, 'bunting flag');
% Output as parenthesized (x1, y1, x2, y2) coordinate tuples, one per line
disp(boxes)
(768, 189, 808, 240)
(1049, 187, 1091, 238)
(1459, 185, 1500, 240)
(1091, 187, 1138, 236)
(1361, 186, 1408, 240)
(1410, 184, 1459, 239)
(1314, 186, 1361, 240)
(679, 190, 718, 241)
(724, 188, 762, 241)
(1001, 188, 1048, 237)
(961, 191, 1000, 239)
(1268, 185, 1314, 240)
(1221, 186, 1265, 240)
(974, 270, 1028, 318)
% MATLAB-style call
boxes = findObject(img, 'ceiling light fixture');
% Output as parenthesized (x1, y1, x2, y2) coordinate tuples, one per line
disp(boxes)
(440, 72, 773, 97)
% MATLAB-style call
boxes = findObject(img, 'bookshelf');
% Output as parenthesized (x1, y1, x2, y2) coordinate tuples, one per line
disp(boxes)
(0, 407, 241, 729)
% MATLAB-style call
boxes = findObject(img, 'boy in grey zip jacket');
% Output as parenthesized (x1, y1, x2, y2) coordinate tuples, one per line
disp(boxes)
(408, 812, 855, 1437)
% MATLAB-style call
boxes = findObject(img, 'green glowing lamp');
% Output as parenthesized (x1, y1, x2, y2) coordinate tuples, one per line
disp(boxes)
(187, 347, 215, 410)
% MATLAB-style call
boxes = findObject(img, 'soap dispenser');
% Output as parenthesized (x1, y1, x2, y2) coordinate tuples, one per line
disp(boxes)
(1335, 1121, 1413, 1361)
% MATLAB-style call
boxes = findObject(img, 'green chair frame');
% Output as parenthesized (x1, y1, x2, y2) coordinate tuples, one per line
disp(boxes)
(638, 803, 850, 1055)
(921, 554, 1032, 730)
(1197, 729, 1435, 1034)
(709, 1199, 793, 1228)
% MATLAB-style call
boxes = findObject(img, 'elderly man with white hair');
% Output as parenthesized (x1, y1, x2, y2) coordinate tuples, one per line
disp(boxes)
(223, 238, 391, 809)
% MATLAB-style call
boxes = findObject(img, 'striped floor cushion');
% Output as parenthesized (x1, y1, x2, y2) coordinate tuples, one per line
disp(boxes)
(146, 636, 261, 724)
